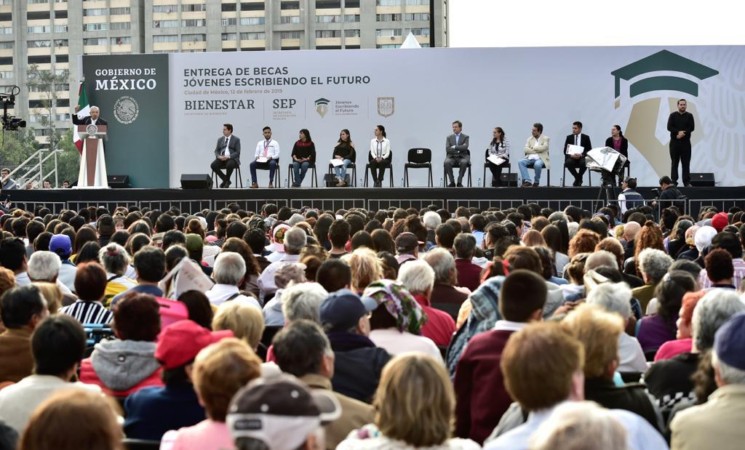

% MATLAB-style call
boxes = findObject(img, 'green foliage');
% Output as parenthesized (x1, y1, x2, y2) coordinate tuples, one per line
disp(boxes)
(0, 128, 41, 168)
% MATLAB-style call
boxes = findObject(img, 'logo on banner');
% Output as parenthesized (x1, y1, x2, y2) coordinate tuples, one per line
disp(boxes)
(610, 50, 718, 178)
(114, 96, 140, 124)
(377, 97, 395, 118)
(314, 98, 330, 118)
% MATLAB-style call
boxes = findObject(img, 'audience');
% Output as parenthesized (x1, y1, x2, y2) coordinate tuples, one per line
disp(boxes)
(1, 200, 743, 449)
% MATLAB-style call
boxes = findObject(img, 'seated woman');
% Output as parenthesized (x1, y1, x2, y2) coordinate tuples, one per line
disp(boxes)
(368, 125, 391, 188)
(485, 126, 510, 187)
(290, 128, 316, 188)
(332, 129, 355, 187)
(337, 353, 480, 449)
(603, 124, 629, 186)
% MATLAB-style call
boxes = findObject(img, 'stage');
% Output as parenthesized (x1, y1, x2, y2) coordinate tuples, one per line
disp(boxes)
(6, 185, 744, 218)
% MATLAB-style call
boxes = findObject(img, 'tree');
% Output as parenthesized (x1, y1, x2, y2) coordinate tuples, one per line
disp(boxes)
(0, 128, 41, 168)
(26, 65, 72, 187)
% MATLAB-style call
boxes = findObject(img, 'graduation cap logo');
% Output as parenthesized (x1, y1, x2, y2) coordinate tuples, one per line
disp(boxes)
(314, 98, 330, 118)
(611, 50, 718, 177)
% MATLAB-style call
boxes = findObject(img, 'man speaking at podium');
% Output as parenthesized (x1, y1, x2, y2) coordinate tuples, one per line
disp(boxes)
(73, 105, 107, 126)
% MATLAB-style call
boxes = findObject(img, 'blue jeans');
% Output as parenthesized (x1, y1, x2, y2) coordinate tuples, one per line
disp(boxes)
(292, 161, 310, 186)
(334, 159, 352, 180)
(249, 159, 277, 185)
(518, 158, 545, 184)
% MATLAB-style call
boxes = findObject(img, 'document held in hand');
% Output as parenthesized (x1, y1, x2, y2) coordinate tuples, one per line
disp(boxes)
(487, 155, 506, 166)
(566, 144, 585, 156)
(330, 158, 344, 167)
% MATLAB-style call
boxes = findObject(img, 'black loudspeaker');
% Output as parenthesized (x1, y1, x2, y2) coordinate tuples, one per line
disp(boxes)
(689, 173, 715, 187)
(107, 175, 130, 188)
(500, 173, 518, 187)
(180, 174, 212, 189)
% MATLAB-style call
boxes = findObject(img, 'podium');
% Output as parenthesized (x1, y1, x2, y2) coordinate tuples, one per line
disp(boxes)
(77, 124, 109, 188)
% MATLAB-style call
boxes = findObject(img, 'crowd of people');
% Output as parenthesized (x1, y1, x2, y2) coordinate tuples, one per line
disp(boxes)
(0, 197, 744, 450)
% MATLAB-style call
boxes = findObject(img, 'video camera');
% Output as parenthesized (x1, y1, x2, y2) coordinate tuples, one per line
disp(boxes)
(1, 86, 27, 131)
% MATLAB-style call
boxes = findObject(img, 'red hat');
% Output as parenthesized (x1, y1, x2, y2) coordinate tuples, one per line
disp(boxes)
(711, 212, 729, 232)
(155, 320, 233, 370)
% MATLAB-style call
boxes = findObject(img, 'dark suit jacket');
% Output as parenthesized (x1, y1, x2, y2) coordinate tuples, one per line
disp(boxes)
(605, 136, 629, 158)
(72, 115, 108, 126)
(446, 133, 470, 157)
(564, 133, 592, 156)
(214, 135, 241, 164)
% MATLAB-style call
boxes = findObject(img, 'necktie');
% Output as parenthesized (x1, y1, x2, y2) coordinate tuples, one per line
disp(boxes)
(574, 135, 578, 146)
(264, 140, 270, 157)
(455, 134, 459, 146)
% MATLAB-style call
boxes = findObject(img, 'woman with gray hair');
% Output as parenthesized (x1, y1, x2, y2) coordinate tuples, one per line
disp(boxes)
(98, 243, 137, 307)
(644, 289, 745, 423)
(632, 248, 673, 312)
(586, 282, 647, 373)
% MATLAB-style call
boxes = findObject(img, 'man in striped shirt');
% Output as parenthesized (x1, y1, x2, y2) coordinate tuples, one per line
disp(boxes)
(60, 262, 112, 325)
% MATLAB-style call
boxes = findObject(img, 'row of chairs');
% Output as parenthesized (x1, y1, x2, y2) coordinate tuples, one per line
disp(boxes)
(211, 149, 631, 188)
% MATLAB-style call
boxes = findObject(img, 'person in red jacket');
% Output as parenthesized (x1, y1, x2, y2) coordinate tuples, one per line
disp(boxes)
(453, 270, 547, 444)
(454, 233, 483, 292)
(79, 293, 164, 397)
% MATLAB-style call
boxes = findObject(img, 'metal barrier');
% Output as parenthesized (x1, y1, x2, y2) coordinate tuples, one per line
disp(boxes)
(140, 199, 213, 214)
(289, 198, 364, 212)
(213, 199, 286, 213)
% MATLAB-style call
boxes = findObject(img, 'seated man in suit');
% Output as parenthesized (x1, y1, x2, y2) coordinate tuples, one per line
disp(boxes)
(518, 123, 550, 187)
(210, 123, 241, 188)
(72, 105, 107, 126)
(564, 121, 592, 187)
(444, 120, 470, 187)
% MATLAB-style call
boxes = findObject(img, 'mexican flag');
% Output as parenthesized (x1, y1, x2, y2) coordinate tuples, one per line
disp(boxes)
(73, 81, 90, 154)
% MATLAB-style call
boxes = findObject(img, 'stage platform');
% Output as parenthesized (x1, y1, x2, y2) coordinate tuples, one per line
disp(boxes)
(6, 185, 745, 217)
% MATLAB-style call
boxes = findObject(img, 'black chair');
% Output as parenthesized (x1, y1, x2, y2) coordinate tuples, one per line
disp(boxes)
(252, 159, 280, 188)
(122, 439, 161, 450)
(519, 166, 551, 186)
(442, 161, 472, 187)
(403, 148, 433, 187)
(287, 162, 318, 187)
(327, 162, 357, 187)
(562, 162, 592, 187)
(211, 165, 243, 189)
(482, 162, 512, 187)
(365, 152, 394, 187)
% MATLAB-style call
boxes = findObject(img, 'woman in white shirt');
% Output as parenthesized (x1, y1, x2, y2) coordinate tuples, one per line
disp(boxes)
(368, 125, 391, 188)
(486, 126, 510, 187)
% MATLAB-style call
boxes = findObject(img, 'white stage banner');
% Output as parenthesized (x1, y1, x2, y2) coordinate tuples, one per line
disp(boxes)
(168, 46, 745, 187)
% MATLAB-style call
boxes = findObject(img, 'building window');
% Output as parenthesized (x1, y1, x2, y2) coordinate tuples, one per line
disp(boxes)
(182, 4, 206, 12)
(182, 34, 206, 42)
(0, 71, 13, 79)
(111, 36, 131, 45)
(110, 7, 131, 15)
(376, 14, 401, 21)
(280, 31, 301, 39)
(316, 0, 341, 8)
(376, 28, 402, 37)
(280, 15, 301, 24)
(344, 29, 360, 37)
(405, 13, 430, 21)
(222, 18, 238, 26)
(0, 27, 12, 35)
(241, 2, 265, 11)
(410, 27, 430, 36)
(55, 54, 69, 63)
(0, 42, 13, 49)
(346, 0, 360, 7)
(222, 32, 237, 40)
(153, 35, 179, 43)
(152, 5, 177, 13)
(54, 25, 68, 32)
(83, 38, 107, 45)
(281, 1, 300, 10)
(344, 14, 360, 22)
(0, 57, 11, 65)
(28, 40, 52, 48)
(110, 22, 131, 30)
(377, 44, 399, 49)
(83, 8, 108, 16)
(221, 3, 237, 12)
(376, 0, 401, 5)
(240, 32, 265, 40)
(316, 30, 341, 38)
(316, 15, 339, 23)
(182, 19, 206, 27)
(239, 17, 265, 25)
(154, 20, 179, 28)
(406, 0, 429, 4)
(28, 11, 51, 20)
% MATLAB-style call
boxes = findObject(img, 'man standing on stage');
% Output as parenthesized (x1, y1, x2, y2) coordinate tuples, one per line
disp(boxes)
(249, 126, 280, 188)
(667, 98, 695, 187)
(444, 120, 470, 187)
(72, 105, 107, 125)
(563, 121, 592, 186)
(210, 123, 241, 188)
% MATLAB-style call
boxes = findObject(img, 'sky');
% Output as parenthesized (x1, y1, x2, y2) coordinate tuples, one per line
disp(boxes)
(449, 0, 745, 47)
